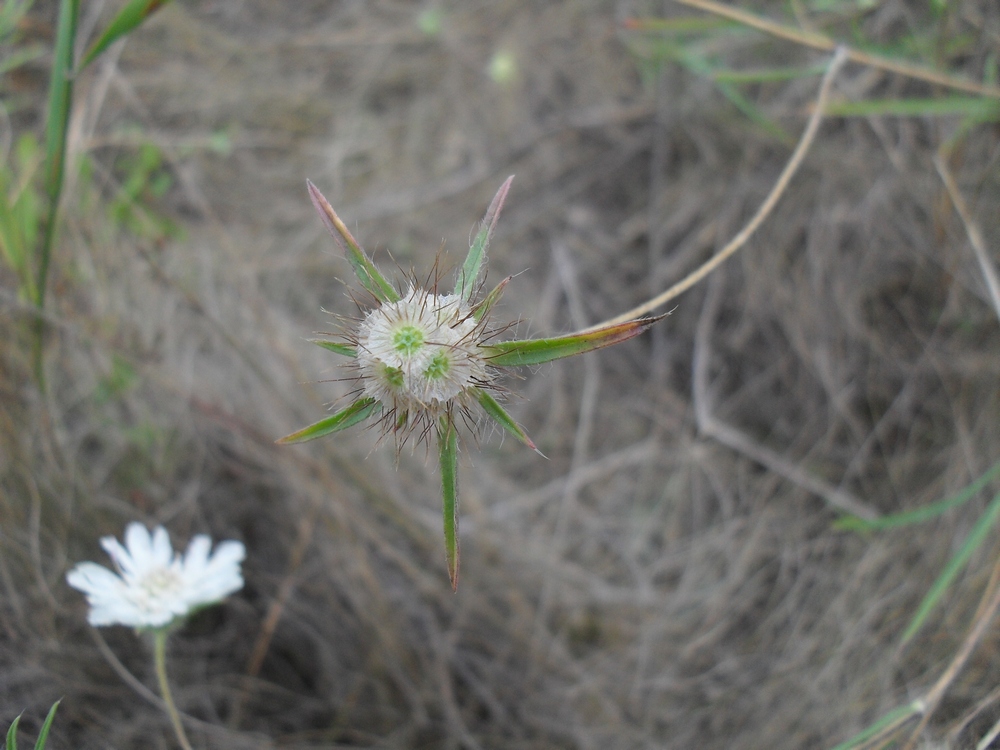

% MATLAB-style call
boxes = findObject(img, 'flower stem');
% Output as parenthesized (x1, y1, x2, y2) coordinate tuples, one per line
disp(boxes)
(153, 629, 194, 750)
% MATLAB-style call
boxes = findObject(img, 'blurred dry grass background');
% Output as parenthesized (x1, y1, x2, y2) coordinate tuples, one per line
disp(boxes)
(2, 1, 1000, 748)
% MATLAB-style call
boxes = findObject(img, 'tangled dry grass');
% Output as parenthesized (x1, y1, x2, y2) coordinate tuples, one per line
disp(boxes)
(2, 1, 999, 748)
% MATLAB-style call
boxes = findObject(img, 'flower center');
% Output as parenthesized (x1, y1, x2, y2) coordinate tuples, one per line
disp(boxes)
(356, 287, 489, 420)
(134, 567, 185, 612)
(424, 350, 451, 380)
(393, 325, 424, 355)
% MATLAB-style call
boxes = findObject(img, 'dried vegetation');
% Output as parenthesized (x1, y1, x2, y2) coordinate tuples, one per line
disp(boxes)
(1, 1, 999, 748)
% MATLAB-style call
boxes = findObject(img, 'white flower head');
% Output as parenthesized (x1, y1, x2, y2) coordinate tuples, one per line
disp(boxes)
(355, 285, 492, 432)
(67, 522, 245, 630)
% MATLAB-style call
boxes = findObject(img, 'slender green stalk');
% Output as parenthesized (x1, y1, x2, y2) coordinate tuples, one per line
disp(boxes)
(32, 0, 78, 385)
(37, 0, 78, 310)
(153, 629, 193, 750)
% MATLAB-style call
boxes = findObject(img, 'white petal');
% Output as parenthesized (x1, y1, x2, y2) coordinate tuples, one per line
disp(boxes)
(66, 562, 122, 595)
(100, 535, 136, 578)
(182, 535, 212, 577)
(149, 526, 175, 568)
(122, 522, 157, 573)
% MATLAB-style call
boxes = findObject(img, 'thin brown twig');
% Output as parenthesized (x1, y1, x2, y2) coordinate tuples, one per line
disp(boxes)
(584, 46, 848, 332)
(902, 554, 1000, 750)
(933, 153, 1000, 325)
(670, 0, 1000, 99)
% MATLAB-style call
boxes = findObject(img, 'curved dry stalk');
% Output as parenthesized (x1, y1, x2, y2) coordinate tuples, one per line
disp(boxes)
(900, 555, 1000, 750)
(672, 0, 1000, 99)
(933, 153, 1000, 325)
(584, 46, 848, 333)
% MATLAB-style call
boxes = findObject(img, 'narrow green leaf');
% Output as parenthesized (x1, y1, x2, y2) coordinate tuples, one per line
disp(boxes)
(310, 339, 357, 358)
(621, 15, 737, 35)
(484, 315, 664, 367)
(455, 176, 513, 302)
(824, 96, 1000, 119)
(276, 398, 377, 444)
(33, 701, 59, 750)
(79, 0, 172, 71)
(438, 417, 460, 591)
(306, 180, 399, 304)
(6, 713, 21, 750)
(475, 389, 542, 455)
(827, 700, 922, 750)
(901, 491, 1000, 645)
(472, 275, 510, 322)
(712, 62, 830, 83)
(836, 460, 1000, 532)
(37, 0, 79, 309)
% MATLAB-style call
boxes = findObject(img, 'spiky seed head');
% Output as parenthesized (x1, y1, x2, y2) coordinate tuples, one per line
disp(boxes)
(355, 287, 490, 433)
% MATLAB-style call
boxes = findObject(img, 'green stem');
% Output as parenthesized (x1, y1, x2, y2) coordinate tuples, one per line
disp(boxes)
(153, 629, 194, 750)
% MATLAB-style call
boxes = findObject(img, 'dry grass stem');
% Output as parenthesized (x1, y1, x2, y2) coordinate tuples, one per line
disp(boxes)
(672, 0, 1000, 99)
(902, 557, 1000, 750)
(692, 271, 877, 520)
(588, 45, 848, 331)
(933, 153, 1000, 325)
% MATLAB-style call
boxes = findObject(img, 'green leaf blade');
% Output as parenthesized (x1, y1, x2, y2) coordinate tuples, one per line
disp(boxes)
(475, 389, 542, 455)
(37, 0, 79, 309)
(306, 180, 399, 304)
(484, 315, 663, 367)
(438, 418, 460, 591)
(456, 176, 513, 302)
(836, 460, 1000, 532)
(79, 0, 172, 71)
(276, 398, 377, 444)
(6, 712, 21, 750)
(901, 491, 1000, 645)
(33, 701, 59, 750)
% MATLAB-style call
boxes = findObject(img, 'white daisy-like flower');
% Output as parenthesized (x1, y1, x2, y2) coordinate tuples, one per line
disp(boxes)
(66, 522, 245, 629)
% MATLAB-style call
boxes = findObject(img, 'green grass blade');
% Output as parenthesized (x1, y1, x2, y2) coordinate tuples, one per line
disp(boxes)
(824, 96, 1000, 119)
(712, 62, 831, 83)
(673, 46, 793, 143)
(79, 0, 172, 71)
(0, 44, 46, 77)
(306, 180, 399, 304)
(836, 460, 1000, 532)
(475, 389, 541, 455)
(901, 491, 1000, 645)
(276, 398, 377, 444)
(310, 339, 357, 358)
(484, 315, 662, 367)
(6, 713, 21, 750)
(32, 701, 59, 750)
(622, 16, 738, 35)
(0, 0, 34, 39)
(438, 417, 460, 591)
(827, 700, 922, 750)
(37, 0, 79, 309)
(456, 175, 513, 302)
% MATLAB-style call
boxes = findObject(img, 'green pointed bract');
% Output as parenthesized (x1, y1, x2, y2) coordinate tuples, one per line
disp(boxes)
(473, 275, 511, 323)
(310, 339, 357, 358)
(475, 389, 542, 455)
(276, 397, 378, 444)
(455, 175, 514, 302)
(438, 418, 460, 592)
(484, 315, 665, 367)
(79, 0, 172, 71)
(307, 180, 400, 304)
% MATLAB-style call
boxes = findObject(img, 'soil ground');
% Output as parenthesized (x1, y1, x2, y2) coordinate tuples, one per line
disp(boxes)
(2, 1, 1000, 748)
